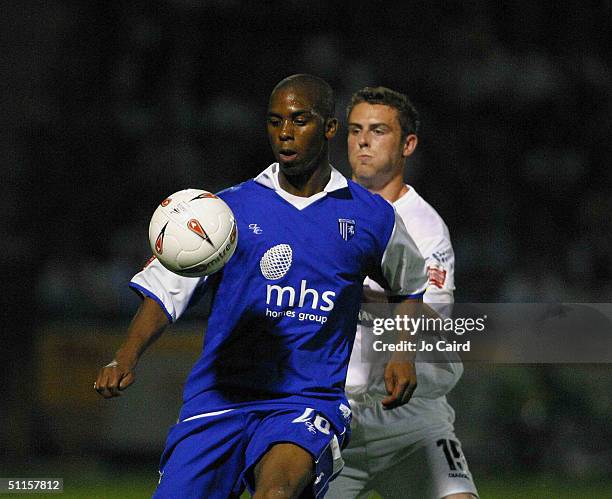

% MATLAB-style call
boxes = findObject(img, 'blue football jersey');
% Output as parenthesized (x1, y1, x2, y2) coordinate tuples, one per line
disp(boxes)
(131, 164, 427, 422)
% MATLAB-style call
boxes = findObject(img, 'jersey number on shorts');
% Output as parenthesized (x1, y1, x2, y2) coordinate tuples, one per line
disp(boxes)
(292, 408, 331, 435)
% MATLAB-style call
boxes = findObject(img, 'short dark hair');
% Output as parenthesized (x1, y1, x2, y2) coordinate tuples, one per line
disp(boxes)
(347, 86, 420, 137)
(271, 74, 335, 119)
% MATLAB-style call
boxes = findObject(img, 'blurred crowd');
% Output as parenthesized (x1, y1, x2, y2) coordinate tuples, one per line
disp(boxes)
(3, 1, 608, 317)
(2, 0, 611, 476)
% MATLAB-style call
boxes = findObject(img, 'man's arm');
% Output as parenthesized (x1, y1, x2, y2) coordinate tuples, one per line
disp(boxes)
(94, 297, 169, 399)
(368, 211, 428, 409)
(381, 297, 422, 410)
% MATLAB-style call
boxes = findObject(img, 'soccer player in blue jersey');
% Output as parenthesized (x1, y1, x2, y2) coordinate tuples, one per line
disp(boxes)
(94, 74, 428, 498)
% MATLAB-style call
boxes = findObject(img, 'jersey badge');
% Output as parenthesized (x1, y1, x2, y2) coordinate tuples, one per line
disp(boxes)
(249, 223, 263, 234)
(427, 264, 447, 289)
(338, 219, 356, 241)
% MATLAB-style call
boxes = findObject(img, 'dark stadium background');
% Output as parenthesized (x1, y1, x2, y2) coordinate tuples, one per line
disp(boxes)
(2, 1, 611, 497)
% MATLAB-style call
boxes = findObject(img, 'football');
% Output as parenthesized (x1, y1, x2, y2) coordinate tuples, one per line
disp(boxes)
(148, 189, 238, 277)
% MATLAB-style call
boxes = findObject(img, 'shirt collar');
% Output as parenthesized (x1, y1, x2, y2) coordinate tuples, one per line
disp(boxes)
(254, 162, 348, 194)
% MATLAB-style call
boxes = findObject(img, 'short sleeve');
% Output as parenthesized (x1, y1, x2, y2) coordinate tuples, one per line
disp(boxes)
(129, 257, 205, 322)
(421, 237, 455, 317)
(378, 210, 428, 299)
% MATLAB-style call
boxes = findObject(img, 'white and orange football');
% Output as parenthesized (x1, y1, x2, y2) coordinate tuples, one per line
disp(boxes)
(148, 189, 237, 277)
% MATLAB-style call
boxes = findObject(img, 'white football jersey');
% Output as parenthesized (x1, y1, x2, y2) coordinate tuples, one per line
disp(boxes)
(347, 185, 459, 399)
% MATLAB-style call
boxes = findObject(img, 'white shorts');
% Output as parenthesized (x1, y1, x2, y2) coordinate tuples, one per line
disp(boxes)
(327, 396, 478, 499)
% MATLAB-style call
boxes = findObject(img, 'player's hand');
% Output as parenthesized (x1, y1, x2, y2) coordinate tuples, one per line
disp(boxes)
(381, 358, 417, 410)
(94, 359, 136, 399)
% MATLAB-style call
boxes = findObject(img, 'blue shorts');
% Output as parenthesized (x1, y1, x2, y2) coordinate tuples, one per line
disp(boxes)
(153, 405, 350, 498)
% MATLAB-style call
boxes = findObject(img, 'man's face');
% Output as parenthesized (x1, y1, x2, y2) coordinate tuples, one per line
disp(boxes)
(267, 87, 334, 176)
(347, 103, 414, 188)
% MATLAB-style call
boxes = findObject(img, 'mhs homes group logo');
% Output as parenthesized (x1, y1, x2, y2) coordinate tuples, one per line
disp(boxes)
(260, 244, 293, 279)
(260, 244, 335, 323)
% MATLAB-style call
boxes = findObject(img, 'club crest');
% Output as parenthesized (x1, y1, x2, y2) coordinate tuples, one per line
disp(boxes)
(338, 219, 356, 241)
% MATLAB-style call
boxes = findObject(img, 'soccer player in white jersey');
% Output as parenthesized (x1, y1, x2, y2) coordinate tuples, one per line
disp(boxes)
(327, 87, 478, 498)
(94, 76, 429, 498)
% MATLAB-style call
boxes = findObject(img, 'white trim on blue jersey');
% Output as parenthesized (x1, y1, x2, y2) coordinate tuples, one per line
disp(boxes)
(130, 259, 206, 323)
(181, 409, 235, 423)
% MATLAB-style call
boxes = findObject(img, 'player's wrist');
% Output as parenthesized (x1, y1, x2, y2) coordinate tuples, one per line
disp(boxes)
(389, 351, 415, 363)
(113, 350, 138, 369)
